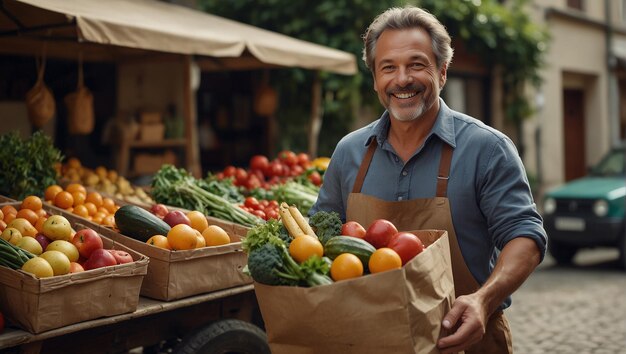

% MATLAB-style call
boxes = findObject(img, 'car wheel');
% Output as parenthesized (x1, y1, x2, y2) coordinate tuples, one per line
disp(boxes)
(548, 239, 578, 264)
(173, 319, 270, 354)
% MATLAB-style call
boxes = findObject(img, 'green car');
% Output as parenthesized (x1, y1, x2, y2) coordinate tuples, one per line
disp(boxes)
(542, 147, 625, 269)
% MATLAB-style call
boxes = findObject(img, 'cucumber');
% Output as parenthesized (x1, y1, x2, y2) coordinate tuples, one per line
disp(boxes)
(323, 236, 376, 266)
(114, 204, 171, 242)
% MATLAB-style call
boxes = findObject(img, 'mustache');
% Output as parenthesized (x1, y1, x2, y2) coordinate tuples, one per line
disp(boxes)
(387, 83, 424, 95)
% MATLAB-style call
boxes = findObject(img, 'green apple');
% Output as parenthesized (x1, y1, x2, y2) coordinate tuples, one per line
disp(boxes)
(42, 215, 72, 242)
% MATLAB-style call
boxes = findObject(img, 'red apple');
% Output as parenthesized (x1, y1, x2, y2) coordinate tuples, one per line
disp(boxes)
(69, 262, 85, 273)
(163, 210, 191, 227)
(34, 233, 51, 251)
(106, 249, 133, 265)
(71, 228, 104, 259)
(341, 221, 367, 239)
(83, 248, 118, 270)
(364, 219, 398, 249)
(150, 204, 169, 219)
(387, 232, 425, 265)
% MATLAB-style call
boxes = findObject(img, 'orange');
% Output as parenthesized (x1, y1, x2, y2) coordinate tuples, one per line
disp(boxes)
(54, 191, 74, 209)
(21, 195, 43, 211)
(35, 208, 47, 218)
(186, 210, 209, 232)
(3, 213, 16, 224)
(0, 209, 3, 221)
(84, 202, 97, 216)
(288, 235, 324, 263)
(330, 253, 364, 281)
(195, 230, 206, 248)
(102, 198, 116, 214)
(102, 215, 115, 228)
(85, 192, 103, 208)
(73, 204, 89, 218)
(16, 208, 39, 226)
(44, 185, 63, 202)
(71, 191, 86, 206)
(34, 216, 47, 233)
(167, 224, 198, 250)
(66, 157, 82, 169)
(0, 220, 6, 232)
(368, 248, 402, 274)
(97, 207, 110, 216)
(202, 225, 231, 247)
(146, 235, 171, 250)
(65, 183, 86, 195)
(1, 205, 17, 218)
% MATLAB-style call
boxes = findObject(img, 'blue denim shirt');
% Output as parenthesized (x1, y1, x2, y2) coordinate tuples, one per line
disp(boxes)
(311, 99, 547, 306)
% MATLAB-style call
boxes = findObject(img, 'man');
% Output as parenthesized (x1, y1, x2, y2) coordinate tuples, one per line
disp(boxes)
(310, 6, 547, 353)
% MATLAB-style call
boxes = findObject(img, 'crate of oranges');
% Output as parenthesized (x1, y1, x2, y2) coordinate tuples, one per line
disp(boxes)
(44, 183, 120, 228)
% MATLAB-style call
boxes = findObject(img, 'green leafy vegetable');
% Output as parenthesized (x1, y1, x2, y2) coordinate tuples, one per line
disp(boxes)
(308, 210, 343, 246)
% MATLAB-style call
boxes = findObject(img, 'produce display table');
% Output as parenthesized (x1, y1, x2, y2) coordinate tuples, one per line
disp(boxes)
(0, 284, 259, 354)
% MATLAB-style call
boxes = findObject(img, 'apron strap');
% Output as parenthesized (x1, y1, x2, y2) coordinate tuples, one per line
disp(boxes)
(436, 143, 453, 197)
(352, 137, 378, 193)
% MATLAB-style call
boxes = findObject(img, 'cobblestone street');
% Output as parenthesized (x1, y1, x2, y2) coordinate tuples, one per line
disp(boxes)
(507, 249, 626, 354)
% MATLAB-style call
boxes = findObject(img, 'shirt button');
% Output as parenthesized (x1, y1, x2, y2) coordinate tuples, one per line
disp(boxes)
(398, 196, 403, 201)
(402, 170, 408, 176)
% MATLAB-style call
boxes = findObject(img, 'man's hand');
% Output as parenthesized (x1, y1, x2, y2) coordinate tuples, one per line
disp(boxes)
(437, 292, 488, 353)
(437, 237, 542, 353)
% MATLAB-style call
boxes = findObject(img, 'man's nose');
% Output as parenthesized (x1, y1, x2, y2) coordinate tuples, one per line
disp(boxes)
(396, 67, 413, 86)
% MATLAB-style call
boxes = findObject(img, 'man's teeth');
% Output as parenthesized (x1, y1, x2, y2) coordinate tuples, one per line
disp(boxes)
(394, 92, 416, 99)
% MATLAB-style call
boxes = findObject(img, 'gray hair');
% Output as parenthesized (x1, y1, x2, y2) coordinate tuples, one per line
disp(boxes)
(362, 6, 454, 72)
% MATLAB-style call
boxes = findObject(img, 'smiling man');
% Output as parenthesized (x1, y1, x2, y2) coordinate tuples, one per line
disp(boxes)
(310, 6, 547, 353)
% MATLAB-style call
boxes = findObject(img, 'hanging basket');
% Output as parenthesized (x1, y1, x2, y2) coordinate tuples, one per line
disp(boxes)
(65, 53, 95, 135)
(25, 49, 55, 128)
(253, 85, 278, 117)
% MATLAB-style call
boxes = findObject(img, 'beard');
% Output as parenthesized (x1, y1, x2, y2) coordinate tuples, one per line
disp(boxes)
(384, 83, 437, 122)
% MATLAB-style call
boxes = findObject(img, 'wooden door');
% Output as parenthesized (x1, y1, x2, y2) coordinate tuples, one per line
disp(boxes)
(562, 89, 586, 181)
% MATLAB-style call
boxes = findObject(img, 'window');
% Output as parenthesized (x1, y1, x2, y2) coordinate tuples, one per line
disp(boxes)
(566, 0, 583, 11)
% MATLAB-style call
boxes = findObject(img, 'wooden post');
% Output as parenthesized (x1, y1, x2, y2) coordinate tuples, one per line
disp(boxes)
(183, 55, 201, 178)
(307, 71, 323, 158)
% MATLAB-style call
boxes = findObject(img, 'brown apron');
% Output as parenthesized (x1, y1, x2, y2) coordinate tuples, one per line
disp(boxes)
(346, 139, 513, 354)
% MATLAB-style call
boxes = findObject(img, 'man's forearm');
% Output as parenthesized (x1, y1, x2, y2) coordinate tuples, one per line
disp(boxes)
(475, 237, 542, 315)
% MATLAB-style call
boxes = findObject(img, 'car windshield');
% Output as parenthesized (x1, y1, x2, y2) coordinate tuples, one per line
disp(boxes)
(589, 149, 625, 177)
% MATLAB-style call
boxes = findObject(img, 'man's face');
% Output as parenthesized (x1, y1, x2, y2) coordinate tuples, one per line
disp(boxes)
(372, 28, 447, 122)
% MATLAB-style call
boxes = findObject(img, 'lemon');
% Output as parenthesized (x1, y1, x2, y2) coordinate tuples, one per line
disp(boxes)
(21, 257, 54, 278)
(40, 250, 71, 276)
(17, 237, 43, 255)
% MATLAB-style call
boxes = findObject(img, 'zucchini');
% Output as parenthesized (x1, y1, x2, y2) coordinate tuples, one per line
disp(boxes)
(114, 204, 171, 242)
(324, 236, 376, 266)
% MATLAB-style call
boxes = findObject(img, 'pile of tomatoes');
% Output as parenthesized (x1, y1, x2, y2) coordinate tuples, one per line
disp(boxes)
(216, 150, 322, 190)
(238, 197, 279, 221)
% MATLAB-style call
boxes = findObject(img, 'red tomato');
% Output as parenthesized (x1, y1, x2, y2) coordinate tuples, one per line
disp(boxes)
(268, 200, 279, 208)
(290, 164, 304, 177)
(341, 221, 366, 239)
(223, 165, 236, 178)
(279, 150, 298, 166)
(267, 161, 284, 177)
(244, 197, 260, 210)
(245, 175, 262, 190)
(250, 155, 270, 171)
(308, 171, 322, 186)
(265, 209, 279, 220)
(297, 152, 310, 167)
(251, 210, 267, 220)
(387, 232, 425, 265)
(364, 219, 398, 249)
(234, 168, 248, 184)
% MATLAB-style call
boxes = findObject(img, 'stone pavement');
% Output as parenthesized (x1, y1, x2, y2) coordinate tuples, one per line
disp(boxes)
(506, 249, 626, 354)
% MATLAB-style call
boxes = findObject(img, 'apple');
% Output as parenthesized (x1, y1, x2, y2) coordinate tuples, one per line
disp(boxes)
(69, 262, 85, 273)
(42, 215, 72, 241)
(364, 219, 398, 249)
(150, 204, 169, 218)
(71, 228, 104, 259)
(163, 210, 191, 227)
(341, 221, 367, 239)
(83, 248, 117, 270)
(387, 232, 425, 265)
(106, 249, 133, 264)
(35, 233, 52, 251)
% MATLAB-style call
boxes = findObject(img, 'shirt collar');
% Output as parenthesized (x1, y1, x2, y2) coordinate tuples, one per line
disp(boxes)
(366, 98, 457, 148)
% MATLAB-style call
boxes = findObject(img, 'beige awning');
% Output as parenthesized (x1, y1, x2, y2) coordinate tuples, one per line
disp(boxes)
(0, 0, 357, 75)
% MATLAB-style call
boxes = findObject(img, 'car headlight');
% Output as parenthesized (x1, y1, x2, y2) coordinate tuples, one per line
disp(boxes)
(593, 200, 609, 217)
(544, 198, 556, 214)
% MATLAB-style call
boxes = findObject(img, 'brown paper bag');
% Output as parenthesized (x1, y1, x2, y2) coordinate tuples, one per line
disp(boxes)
(25, 55, 55, 128)
(254, 229, 454, 354)
(65, 53, 94, 135)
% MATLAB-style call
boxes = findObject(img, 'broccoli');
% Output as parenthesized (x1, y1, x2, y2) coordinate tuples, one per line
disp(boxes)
(308, 211, 342, 246)
(247, 242, 299, 286)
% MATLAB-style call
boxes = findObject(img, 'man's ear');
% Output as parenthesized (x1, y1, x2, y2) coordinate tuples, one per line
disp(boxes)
(439, 64, 448, 88)
(372, 71, 378, 93)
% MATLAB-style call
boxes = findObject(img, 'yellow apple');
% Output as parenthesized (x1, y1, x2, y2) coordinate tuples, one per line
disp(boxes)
(39, 250, 71, 276)
(17, 236, 43, 255)
(8, 218, 37, 237)
(21, 257, 54, 278)
(1, 227, 22, 245)
(46, 240, 79, 262)
(42, 215, 72, 241)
